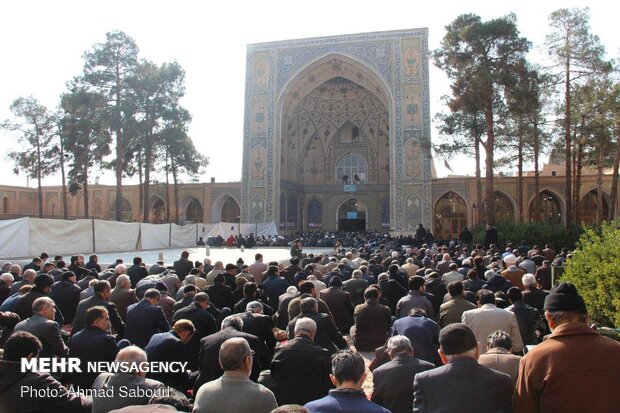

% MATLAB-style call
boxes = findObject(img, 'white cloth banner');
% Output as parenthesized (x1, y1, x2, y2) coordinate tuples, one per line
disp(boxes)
(213, 222, 278, 237)
(140, 223, 170, 250)
(196, 223, 220, 239)
(94, 220, 140, 253)
(0, 217, 31, 258)
(170, 224, 197, 248)
(29, 218, 93, 256)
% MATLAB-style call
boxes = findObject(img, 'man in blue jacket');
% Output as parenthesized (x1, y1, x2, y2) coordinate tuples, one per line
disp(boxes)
(125, 288, 170, 348)
(305, 350, 390, 413)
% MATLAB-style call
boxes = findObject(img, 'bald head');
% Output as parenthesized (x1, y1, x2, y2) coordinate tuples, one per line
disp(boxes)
(116, 346, 148, 377)
(23, 269, 36, 282)
(219, 338, 251, 374)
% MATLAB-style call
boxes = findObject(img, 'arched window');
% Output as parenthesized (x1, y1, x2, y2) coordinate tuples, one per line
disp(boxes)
(529, 190, 562, 224)
(578, 190, 608, 226)
(336, 152, 367, 184)
(110, 197, 133, 222)
(185, 198, 203, 223)
(434, 191, 467, 239)
(308, 199, 322, 228)
(483, 191, 515, 223)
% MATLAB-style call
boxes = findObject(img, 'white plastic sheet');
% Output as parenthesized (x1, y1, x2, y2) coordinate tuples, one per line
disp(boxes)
(0, 217, 31, 258)
(197, 223, 220, 239)
(140, 223, 170, 250)
(29, 218, 93, 256)
(94, 220, 140, 253)
(170, 223, 197, 248)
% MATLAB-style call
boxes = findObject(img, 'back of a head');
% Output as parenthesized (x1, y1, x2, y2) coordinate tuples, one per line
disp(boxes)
(221, 315, 244, 331)
(331, 350, 365, 385)
(300, 297, 318, 314)
(363, 286, 379, 301)
(85, 306, 108, 326)
(116, 274, 130, 288)
(32, 296, 54, 314)
(246, 300, 263, 314)
(144, 288, 161, 301)
(487, 330, 512, 352)
(351, 269, 362, 279)
(408, 276, 425, 291)
(439, 323, 478, 357)
(94, 280, 111, 295)
(294, 317, 317, 337)
(544, 281, 588, 322)
(133, 256, 142, 266)
(507, 287, 523, 303)
(219, 337, 251, 372)
(387, 335, 413, 355)
(3, 331, 42, 361)
(448, 280, 464, 297)
(270, 405, 310, 413)
(522, 273, 537, 288)
(148, 387, 191, 412)
(298, 280, 314, 295)
(476, 289, 496, 305)
(243, 282, 258, 296)
(181, 251, 190, 259)
(193, 292, 210, 304)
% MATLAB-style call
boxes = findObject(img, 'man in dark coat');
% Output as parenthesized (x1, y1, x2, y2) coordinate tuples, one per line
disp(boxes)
(72, 280, 125, 338)
(127, 256, 149, 288)
(271, 317, 331, 406)
(50, 271, 81, 324)
(145, 319, 195, 389)
(392, 308, 439, 365)
(206, 273, 234, 311)
(69, 306, 119, 388)
(240, 301, 277, 355)
(234, 282, 274, 315)
(484, 223, 499, 249)
(0, 331, 91, 413)
(14, 273, 64, 326)
(68, 255, 89, 280)
(319, 276, 354, 334)
(125, 288, 170, 348)
(287, 297, 348, 355)
(371, 335, 435, 413)
(377, 273, 407, 315)
(413, 323, 513, 413)
(173, 251, 193, 282)
(350, 287, 392, 351)
(14, 297, 68, 358)
(192, 315, 266, 395)
(109, 274, 139, 321)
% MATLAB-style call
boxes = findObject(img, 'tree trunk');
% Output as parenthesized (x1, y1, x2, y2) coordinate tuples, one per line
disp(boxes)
(483, 107, 495, 225)
(574, 136, 584, 224)
(608, 129, 620, 221)
(35, 128, 43, 218)
(171, 156, 179, 224)
(596, 146, 604, 224)
(137, 146, 143, 222)
(114, 67, 123, 222)
(564, 58, 573, 226)
(475, 135, 483, 226)
(143, 142, 153, 224)
(533, 116, 540, 222)
(517, 120, 524, 223)
(59, 132, 68, 219)
(83, 162, 89, 219)
(165, 147, 171, 223)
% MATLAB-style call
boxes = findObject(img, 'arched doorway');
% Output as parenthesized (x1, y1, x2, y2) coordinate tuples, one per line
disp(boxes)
(211, 195, 240, 223)
(483, 191, 516, 223)
(337, 198, 367, 232)
(184, 197, 203, 223)
(529, 190, 563, 224)
(434, 191, 467, 240)
(578, 189, 608, 225)
(150, 197, 167, 224)
(110, 197, 133, 222)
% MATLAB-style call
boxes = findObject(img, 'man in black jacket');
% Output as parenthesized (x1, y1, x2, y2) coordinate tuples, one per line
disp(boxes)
(271, 317, 331, 405)
(72, 280, 125, 339)
(173, 251, 193, 282)
(287, 297, 348, 355)
(125, 289, 170, 348)
(50, 271, 81, 324)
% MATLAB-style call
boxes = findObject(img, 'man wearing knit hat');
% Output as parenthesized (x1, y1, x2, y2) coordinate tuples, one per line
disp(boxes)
(514, 282, 620, 412)
(412, 323, 513, 412)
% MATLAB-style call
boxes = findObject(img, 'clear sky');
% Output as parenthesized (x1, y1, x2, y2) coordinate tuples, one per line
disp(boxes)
(0, 0, 617, 187)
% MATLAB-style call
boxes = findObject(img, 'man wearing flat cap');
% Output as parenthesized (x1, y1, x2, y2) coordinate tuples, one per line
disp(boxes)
(413, 323, 513, 412)
(514, 282, 620, 412)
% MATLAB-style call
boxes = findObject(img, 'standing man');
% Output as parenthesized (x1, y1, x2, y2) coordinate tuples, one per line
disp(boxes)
(484, 223, 498, 249)
(514, 282, 620, 412)
(413, 323, 513, 412)
(173, 251, 193, 282)
(305, 350, 390, 413)
(249, 253, 268, 285)
(371, 335, 435, 413)
(193, 337, 277, 413)
(290, 239, 303, 260)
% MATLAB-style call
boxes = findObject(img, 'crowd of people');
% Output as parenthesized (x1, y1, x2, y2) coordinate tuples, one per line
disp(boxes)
(0, 228, 618, 412)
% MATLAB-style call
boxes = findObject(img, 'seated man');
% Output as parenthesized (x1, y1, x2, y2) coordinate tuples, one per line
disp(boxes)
(287, 297, 347, 355)
(371, 336, 435, 413)
(413, 323, 513, 412)
(350, 287, 392, 351)
(92, 346, 166, 413)
(193, 337, 277, 413)
(0, 331, 91, 413)
(125, 288, 170, 348)
(69, 306, 119, 389)
(305, 350, 390, 413)
(14, 297, 68, 358)
(271, 318, 332, 406)
(392, 308, 439, 364)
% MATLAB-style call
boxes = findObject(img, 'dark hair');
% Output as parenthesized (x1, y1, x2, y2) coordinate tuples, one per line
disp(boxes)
(507, 287, 523, 303)
(363, 287, 379, 300)
(94, 280, 111, 295)
(40, 253, 49, 260)
(183, 284, 197, 294)
(476, 289, 496, 305)
(85, 306, 108, 326)
(194, 292, 210, 303)
(298, 281, 314, 295)
(144, 288, 161, 300)
(243, 282, 258, 295)
(267, 266, 279, 276)
(62, 271, 76, 281)
(408, 276, 425, 291)
(487, 330, 512, 351)
(300, 297, 318, 314)
(331, 350, 365, 384)
(133, 256, 142, 265)
(56, 260, 66, 269)
(290, 257, 300, 266)
(3, 331, 42, 361)
(447, 280, 464, 297)
(149, 387, 191, 412)
(181, 251, 190, 258)
(255, 253, 263, 261)
(467, 269, 478, 279)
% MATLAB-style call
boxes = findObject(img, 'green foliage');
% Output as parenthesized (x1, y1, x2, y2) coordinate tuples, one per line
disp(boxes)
(561, 220, 620, 327)
(471, 221, 584, 249)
